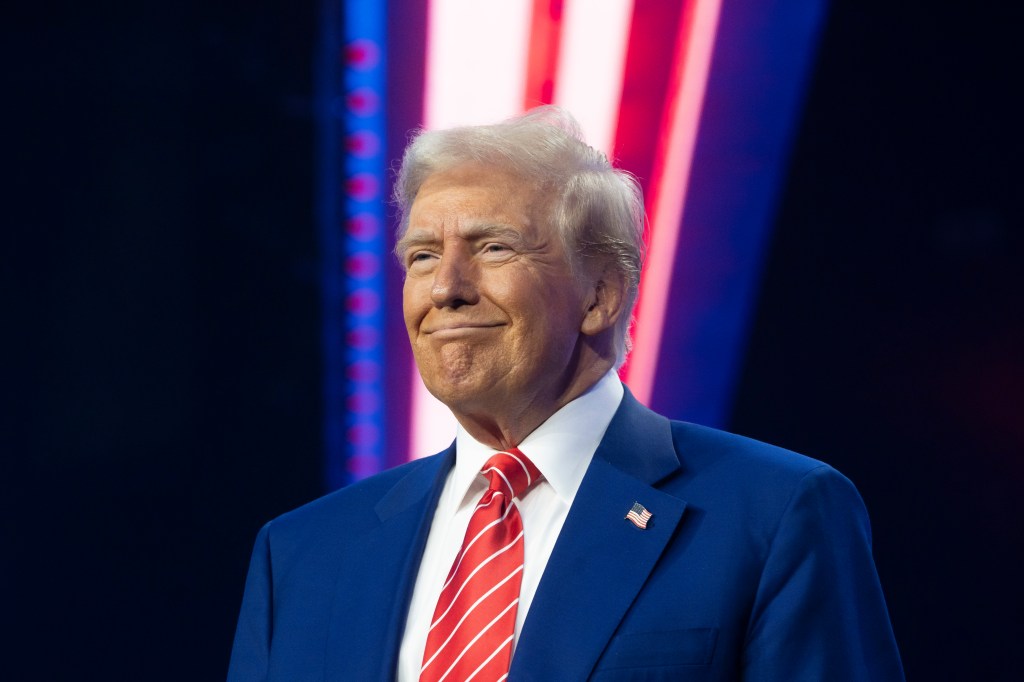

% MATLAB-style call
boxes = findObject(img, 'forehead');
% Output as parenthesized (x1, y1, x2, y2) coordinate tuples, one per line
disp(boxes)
(407, 163, 546, 228)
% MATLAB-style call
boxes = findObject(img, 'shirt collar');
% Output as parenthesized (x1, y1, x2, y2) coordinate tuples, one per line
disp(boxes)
(452, 370, 624, 505)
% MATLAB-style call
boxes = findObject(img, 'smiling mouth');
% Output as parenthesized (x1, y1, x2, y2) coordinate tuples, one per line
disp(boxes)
(424, 323, 503, 337)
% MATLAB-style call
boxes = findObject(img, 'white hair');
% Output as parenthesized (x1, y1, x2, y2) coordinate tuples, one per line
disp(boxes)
(393, 106, 646, 366)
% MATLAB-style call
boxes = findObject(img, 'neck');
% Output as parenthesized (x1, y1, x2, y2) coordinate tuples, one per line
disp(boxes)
(452, 359, 614, 451)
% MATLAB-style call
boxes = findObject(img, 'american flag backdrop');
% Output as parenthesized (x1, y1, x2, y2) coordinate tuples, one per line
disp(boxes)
(325, 0, 829, 485)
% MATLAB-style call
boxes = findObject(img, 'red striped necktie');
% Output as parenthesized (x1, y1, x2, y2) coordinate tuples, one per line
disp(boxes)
(419, 448, 542, 682)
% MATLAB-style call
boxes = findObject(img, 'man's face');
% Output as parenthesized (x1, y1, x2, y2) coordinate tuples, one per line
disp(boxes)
(399, 163, 592, 421)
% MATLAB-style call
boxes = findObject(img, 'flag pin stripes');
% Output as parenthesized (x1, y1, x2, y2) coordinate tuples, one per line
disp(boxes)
(625, 502, 652, 529)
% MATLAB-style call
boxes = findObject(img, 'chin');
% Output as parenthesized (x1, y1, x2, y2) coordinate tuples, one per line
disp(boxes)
(425, 375, 487, 403)
(423, 369, 505, 413)
(420, 345, 491, 388)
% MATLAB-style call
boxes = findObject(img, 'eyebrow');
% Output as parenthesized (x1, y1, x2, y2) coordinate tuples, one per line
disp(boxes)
(395, 223, 527, 256)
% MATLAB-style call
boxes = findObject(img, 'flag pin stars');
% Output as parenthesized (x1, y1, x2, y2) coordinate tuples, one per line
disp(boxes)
(625, 502, 652, 530)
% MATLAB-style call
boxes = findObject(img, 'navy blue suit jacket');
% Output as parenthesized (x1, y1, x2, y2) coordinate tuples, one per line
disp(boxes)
(228, 391, 904, 680)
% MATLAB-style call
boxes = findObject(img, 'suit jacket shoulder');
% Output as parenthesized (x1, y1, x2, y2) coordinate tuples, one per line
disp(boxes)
(666, 419, 862, 534)
(228, 449, 455, 682)
(264, 453, 445, 550)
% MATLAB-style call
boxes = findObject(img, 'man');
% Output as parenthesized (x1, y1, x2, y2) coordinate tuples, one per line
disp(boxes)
(228, 107, 904, 681)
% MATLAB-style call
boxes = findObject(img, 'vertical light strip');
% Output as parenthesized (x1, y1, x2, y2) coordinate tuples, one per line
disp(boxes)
(523, 0, 564, 107)
(424, 0, 533, 128)
(552, 0, 635, 157)
(320, 0, 388, 489)
(410, 0, 533, 459)
(625, 0, 723, 405)
(333, 0, 388, 486)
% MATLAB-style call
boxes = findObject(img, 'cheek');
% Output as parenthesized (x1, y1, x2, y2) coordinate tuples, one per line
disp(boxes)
(492, 269, 562, 309)
(402, 279, 428, 326)
(483, 273, 516, 302)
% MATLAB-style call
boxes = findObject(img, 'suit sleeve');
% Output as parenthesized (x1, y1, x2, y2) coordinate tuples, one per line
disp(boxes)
(742, 465, 904, 681)
(227, 523, 273, 682)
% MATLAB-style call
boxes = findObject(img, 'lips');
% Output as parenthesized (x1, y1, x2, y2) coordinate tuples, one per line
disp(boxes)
(423, 323, 503, 335)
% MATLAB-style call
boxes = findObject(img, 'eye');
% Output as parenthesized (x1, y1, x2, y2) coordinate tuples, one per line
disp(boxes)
(405, 250, 438, 269)
(482, 243, 510, 254)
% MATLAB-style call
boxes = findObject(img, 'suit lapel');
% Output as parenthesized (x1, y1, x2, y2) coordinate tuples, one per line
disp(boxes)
(510, 392, 686, 681)
(323, 445, 455, 681)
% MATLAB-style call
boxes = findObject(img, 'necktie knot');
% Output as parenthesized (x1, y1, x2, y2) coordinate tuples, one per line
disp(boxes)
(481, 448, 541, 501)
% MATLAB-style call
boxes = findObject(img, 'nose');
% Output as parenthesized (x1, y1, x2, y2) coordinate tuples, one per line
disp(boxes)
(430, 249, 478, 309)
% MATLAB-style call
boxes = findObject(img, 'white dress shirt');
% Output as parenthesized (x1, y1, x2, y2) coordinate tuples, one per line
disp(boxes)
(396, 371, 624, 681)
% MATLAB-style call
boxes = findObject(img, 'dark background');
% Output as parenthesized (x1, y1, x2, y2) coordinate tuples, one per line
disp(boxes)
(4, 0, 1021, 679)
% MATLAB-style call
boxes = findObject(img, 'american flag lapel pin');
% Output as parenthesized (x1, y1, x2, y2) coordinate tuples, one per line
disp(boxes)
(625, 502, 652, 530)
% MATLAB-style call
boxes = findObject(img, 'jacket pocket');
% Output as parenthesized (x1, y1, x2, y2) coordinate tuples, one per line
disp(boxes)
(594, 627, 718, 671)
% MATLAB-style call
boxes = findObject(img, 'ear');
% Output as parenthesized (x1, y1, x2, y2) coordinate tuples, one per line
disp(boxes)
(580, 263, 627, 337)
